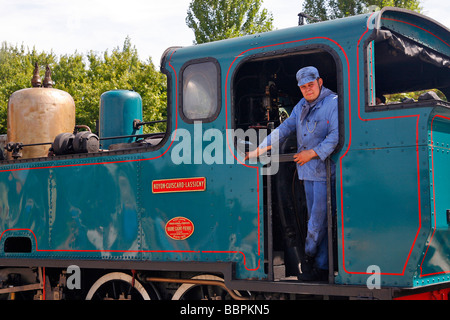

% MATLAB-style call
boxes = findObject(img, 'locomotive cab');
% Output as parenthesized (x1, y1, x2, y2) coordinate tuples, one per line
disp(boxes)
(228, 7, 450, 288)
(232, 49, 341, 280)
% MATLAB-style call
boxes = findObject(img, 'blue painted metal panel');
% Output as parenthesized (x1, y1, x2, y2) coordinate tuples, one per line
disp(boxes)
(99, 90, 143, 149)
(416, 109, 450, 286)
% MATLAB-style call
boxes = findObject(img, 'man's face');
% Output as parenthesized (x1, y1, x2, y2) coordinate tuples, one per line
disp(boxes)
(299, 78, 323, 102)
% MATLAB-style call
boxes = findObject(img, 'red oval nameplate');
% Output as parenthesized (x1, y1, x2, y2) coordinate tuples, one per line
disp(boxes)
(165, 217, 194, 240)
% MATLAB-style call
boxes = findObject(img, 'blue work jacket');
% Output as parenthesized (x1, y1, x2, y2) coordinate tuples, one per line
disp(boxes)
(259, 87, 339, 181)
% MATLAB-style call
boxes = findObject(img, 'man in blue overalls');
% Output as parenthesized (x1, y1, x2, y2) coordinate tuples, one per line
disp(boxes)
(245, 66, 339, 281)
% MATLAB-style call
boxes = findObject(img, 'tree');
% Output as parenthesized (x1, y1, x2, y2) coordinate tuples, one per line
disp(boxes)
(186, 0, 274, 44)
(81, 36, 167, 133)
(0, 42, 56, 133)
(0, 38, 167, 135)
(301, 0, 422, 22)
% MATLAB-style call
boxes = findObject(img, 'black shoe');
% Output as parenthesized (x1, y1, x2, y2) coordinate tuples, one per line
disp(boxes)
(297, 255, 315, 281)
(314, 268, 328, 282)
(297, 272, 317, 281)
(297, 256, 329, 282)
(297, 269, 329, 282)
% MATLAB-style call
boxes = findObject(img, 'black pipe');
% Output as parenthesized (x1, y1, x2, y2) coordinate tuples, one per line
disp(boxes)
(133, 119, 167, 130)
(99, 133, 165, 141)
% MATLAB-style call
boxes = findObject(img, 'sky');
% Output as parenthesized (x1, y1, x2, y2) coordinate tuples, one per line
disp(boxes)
(0, 0, 449, 67)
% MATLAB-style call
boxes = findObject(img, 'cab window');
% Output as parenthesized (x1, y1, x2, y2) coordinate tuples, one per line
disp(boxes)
(182, 61, 220, 122)
(367, 33, 450, 107)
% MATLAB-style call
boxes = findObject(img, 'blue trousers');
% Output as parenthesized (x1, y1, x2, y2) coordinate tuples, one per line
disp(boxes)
(303, 180, 329, 270)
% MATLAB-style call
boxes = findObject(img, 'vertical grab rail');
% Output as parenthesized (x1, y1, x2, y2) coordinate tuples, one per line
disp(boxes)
(326, 157, 335, 284)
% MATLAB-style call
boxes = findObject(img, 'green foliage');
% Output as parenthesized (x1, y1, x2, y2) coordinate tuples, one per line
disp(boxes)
(386, 89, 447, 103)
(301, 0, 422, 22)
(0, 37, 167, 136)
(0, 43, 57, 133)
(186, 0, 274, 44)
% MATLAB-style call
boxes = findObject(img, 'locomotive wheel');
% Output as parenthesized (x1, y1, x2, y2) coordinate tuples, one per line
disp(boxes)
(85, 272, 151, 300)
(171, 274, 247, 300)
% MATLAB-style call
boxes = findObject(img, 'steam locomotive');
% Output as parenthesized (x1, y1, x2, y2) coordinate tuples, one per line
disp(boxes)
(0, 7, 449, 300)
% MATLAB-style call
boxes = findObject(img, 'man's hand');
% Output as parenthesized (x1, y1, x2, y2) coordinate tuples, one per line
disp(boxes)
(293, 149, 318, 166)
(244, 146, 272, 161)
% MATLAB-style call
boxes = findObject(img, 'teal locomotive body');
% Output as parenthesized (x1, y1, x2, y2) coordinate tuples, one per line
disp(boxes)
(0, 7, 449, 300)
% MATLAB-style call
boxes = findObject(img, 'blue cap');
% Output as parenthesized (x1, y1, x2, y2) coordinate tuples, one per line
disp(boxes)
(296, 66, 320, 86)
